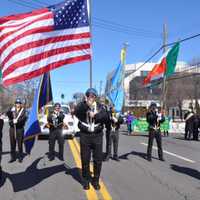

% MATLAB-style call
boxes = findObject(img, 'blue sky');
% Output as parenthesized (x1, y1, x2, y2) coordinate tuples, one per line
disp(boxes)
(1, 0, 200, 102)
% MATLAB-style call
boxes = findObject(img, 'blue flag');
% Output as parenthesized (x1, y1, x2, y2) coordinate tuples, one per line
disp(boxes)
(24, 73, 53, 154)
(108, 63, 124, 112)
(107, 48, 125, 112)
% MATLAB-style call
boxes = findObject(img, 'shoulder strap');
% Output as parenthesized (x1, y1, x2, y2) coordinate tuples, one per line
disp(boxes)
(15, 108, 24, 121)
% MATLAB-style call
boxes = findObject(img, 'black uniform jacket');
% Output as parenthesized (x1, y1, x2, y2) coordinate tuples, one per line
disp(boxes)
(0, 118, 3, 143)
(146, 110, 165, 130)
(0, 118, 3, 133)
(7, 108, 27, 129)
(110, 114, 124, 131)
(47, 111, 65, 130)
(74, 101, 109, 134)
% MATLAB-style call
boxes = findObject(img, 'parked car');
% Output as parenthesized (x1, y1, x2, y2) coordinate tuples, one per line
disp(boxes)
(38, 104, 79, 139)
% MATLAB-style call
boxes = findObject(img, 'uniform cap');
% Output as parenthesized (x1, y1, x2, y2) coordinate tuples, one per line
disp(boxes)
(150, 102, 157, 108)
(15, 98, 22, 104)
(54, 102, 61, 108)
(85, 88, 98, 97)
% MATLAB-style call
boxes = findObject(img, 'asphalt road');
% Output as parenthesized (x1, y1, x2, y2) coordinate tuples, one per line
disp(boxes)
(0, 123, 200, 200)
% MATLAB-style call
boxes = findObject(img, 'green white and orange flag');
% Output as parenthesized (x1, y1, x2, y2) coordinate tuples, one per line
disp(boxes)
(143, 42, 180, 86)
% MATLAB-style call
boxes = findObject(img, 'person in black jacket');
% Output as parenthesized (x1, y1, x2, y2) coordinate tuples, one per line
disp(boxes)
(99, 98, 112, 162)
(146, 103, 165, 162)
(74, 88, 109, 190)
(0, 113, 4, 180)
(192, 113, 199, 141)
(184, 109, 194, 140)
(46, 103, 66, 161)
(104, 120, 112, 161)
(109, 106, 123, 161)
(6, 99, 27, 163)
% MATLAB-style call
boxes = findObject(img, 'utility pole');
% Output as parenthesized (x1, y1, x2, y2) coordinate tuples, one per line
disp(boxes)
(163, 23, 168, 54)
(161, 23, 168, 110)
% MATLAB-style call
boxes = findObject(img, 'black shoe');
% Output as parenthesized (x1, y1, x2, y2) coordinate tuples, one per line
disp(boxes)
(9, 157, 16, 163)
(103, 155, 110, 161)
(49, 156, 55, 161)
(159, 158, 165, 161)
(0, 167, 2, 180)
(147, 157, 152, 162)
(92, 181, 101, 190)
(18, 157, 23, 163)
(113, 155, 120, 161)
(59, 155, 64, 161)
(83, 182, 90, 190)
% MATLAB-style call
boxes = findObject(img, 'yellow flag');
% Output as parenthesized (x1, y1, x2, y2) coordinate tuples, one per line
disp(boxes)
(120, 48, 126, 65)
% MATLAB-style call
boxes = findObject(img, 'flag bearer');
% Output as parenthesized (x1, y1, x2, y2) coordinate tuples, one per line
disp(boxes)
(98, 97, 112, 162)
(146, 103, 165, 162)
(109, 106, 123, 161)
(6, 99, 27, 163)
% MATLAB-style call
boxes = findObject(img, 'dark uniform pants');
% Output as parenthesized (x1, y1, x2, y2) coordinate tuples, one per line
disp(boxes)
(185, 122, 193, 140)
(127, 124, 132, 134)
(193, 126, 199, 141)
(147, 129, 163, 159)
(0, 130, 2, 176)
(0, 119, 3, 174)
(110, 130, 119, 156)
(80, 133, 103, 183)
(9, 127, 24, 159)
(0, 130, 2, 167)
(105, 130, 111, 156)
(49, 129, 64, 157)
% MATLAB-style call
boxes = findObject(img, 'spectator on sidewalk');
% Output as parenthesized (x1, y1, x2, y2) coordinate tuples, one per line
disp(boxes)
(126, 111, 133, 135)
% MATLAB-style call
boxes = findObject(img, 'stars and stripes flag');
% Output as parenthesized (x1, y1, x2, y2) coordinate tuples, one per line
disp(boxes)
(0, 0, 91, 86)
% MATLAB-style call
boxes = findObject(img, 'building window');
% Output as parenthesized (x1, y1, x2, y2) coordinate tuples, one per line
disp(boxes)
(141, 71, 149, 77)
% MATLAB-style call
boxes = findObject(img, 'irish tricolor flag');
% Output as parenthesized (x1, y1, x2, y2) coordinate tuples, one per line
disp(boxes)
(143, 42, 180, 86)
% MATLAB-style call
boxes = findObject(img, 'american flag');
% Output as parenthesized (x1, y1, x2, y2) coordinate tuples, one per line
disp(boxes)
(0, 0, 91, 86)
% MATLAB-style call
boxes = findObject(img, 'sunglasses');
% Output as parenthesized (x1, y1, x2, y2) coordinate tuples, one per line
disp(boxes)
(87, 94, 96, 98)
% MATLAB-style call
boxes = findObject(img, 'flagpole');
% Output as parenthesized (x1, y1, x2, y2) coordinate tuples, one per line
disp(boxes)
(88, 0, 93, 88)
(122, 42, 128, 112)
(161, 23, 168, 111)
(122, 42, 128, 87)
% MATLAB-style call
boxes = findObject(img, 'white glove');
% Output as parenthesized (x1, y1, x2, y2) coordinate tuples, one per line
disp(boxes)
(157, 113, 162, 121)
(112, 116, 118, 123)
(13, 119, 18, 124)
(11, 107, 16, 112)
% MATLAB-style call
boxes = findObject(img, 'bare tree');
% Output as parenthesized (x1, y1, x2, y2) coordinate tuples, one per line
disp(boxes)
(73, 92, 85, 104)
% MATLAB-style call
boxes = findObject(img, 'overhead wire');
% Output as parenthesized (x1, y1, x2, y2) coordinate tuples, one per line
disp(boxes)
(132, 32, 200, 75)
(7, 0, 163, 39)
(93, 22, 161, 39)
(31, 0, 48, 6)
(94, 17, 161, 38)
(6, 0, 200, 76)
(7, 0, 38, 9)
(129, 63, 200, 92)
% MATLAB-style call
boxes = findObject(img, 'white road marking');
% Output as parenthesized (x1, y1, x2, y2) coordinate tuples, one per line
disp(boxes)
(141, 142, 196, 163)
